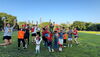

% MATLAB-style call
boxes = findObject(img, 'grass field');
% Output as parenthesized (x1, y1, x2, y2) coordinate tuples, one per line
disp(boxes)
(0, 31, 100, 57)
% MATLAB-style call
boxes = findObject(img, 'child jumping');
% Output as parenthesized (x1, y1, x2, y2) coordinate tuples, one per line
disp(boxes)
(35, 34, 42, 54)
(73, 28, 79, 44)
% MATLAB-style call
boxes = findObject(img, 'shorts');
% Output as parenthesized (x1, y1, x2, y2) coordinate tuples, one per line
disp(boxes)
(3, 36, 11, 40)
(37, 32, 41, 36)
(24, 33, 30, 39)
(74, 35, 78, 38)
(32, 33, 36, 36)
(63, 39, 66, 43)
(68, 38, 72, 41)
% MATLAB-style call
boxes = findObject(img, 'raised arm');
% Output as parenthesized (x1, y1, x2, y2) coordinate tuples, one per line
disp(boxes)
(12, 19, 17, 28)
(4, 20, 6, 28)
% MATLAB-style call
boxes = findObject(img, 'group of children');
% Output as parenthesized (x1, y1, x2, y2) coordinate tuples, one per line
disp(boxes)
(17, 23, 79, 54)
(0, 20, 79, 54)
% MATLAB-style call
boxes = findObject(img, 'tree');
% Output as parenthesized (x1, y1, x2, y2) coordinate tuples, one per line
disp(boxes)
(96, 24, 100, 31)
(39, 22, 50, 28)
(71, 21, 86, 30)
(0, 12, 17, 29)
(60, 23, 68, 28)
(85, 22, 93, 31)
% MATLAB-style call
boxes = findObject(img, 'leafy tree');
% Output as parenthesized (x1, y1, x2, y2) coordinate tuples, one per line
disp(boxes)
(39, 22, 50, 28)
(71, 21, 86, 30)
(0, 12, 17, 29)
(60, 23, 68, 28)
(96, 24, 100, 31)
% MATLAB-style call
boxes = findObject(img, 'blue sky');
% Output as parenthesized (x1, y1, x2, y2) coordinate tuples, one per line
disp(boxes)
(0, 0, 100, 24)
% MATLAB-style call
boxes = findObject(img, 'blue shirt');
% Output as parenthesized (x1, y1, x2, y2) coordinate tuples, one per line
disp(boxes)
(59, 32, 63, 39)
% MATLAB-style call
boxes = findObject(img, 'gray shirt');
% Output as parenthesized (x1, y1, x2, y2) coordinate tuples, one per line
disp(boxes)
(67, 30, 73, 38)
(4, 27, 14, 36)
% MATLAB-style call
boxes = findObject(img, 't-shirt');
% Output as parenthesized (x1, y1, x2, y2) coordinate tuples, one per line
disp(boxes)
(59, 32, 64, 39)
(47, 33, 53, 41)
(31, 28, 34, 32)
(63, 34, 68, 39)
(35, 37, 42, 45)
(36, 28, 40, 32)
(18, 31, 25, 39)
(67, 30, 73, 38)
(4, 27, 14, 36)
(42, 30, 49, 36)
(73, 30, 78, 35)
(32, 27, 37, 33)
(25, 29, 30, 34)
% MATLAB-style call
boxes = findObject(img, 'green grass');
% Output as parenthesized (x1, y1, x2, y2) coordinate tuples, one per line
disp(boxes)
(0, 31, 100, 57)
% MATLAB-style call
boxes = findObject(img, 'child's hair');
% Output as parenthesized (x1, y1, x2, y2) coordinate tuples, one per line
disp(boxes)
(54, 31, 57, 33)
(42, 28, 45, 30)
(62, 27, 65, 29)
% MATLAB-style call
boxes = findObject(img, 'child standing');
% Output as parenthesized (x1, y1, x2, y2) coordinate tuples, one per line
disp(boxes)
(63, 32, 68, 47)
(53, 31, 59, 51)
(18, 28, 26, 50)
(67, 28, 73, 47)
(46, 32, 54, 52)
(24, 27, 30, 48)
(58, 30, 64, 52)
(35, 34, 42, 54)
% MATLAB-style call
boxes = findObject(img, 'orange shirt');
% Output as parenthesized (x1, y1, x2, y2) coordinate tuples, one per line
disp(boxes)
(18, 31, 25, 39)
(63, 34, 68, 39)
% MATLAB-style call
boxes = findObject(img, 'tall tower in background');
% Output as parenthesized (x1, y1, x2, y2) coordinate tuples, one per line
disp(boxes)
(40, 17, 42, 24)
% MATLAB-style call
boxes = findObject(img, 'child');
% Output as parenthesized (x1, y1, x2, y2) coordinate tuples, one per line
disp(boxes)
(49, 23, 54, 33)
(67, 28, 73, 47)
(0, 19, 16, 46)
(24, 26, 30, 48)
(44, 28, 49, 47)
(35, 34, 42, 54)
(73, 28, 79, 44)
(18, 28, 26, 50)
(46, 32, 54, 52)
(58, 30, 64, 52)
(31, 25, 37, 43)
(63, 32, 68, 47)
(54, 31, 59, 51)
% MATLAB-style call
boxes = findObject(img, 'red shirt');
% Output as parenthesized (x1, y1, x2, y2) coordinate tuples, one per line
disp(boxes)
(31, 28, 34, 32)
(42, 30, 49, 36)
(47, 33, 53, 41)
(73, 30, 78, 35)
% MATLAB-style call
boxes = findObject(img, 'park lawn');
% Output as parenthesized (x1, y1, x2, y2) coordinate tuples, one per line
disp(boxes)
(0, 31, 100, 57)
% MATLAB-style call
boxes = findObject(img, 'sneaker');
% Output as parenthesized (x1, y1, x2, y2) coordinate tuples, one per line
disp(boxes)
(23, 47, 26, 49)
(25, 44, 27, 48)
(64, 46, 66, 47)
(52, 49, 54, 52)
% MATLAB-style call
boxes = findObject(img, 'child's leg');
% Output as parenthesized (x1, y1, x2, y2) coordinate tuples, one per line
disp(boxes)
(68, 38, 70, 47)
(22, 39, 26, 48)
(70, 39, 73, 47)
(32, 36, 34, 43)
(36, 45, 40, 53)
(36, 45, 38, 53)
(28, 38, 29, 45)
(38, 45, 40, 53)
(18, 39, 21, 47)
(74, 38, 79, 44)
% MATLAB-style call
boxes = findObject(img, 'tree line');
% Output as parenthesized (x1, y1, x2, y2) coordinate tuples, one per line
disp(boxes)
(0, 12, 100, 31)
